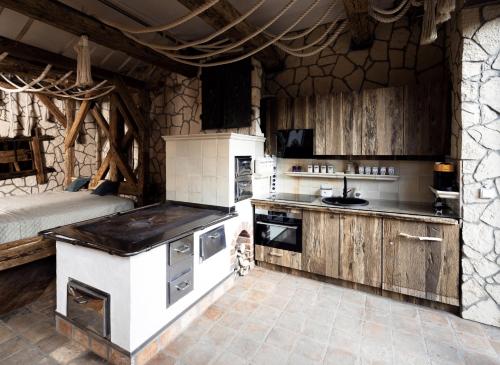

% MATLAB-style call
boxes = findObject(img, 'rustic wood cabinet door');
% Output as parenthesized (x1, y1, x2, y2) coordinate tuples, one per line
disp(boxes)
(404, 83, 448, 156)
(382, 219, 459, 305)
(302, 211, 340, 277)
(361, 87, 404, 155)
(339, 215, 382, 287)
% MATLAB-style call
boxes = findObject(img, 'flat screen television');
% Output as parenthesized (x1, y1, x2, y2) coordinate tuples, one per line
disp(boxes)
(276, 129, 314, 158)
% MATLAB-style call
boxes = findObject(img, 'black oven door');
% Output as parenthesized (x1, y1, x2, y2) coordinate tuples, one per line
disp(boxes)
(255, 214, 302, 253)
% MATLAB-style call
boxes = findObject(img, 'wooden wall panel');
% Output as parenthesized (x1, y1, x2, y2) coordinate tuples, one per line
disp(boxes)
(340, 91, 362, 155)
(324, 93, 342, 155)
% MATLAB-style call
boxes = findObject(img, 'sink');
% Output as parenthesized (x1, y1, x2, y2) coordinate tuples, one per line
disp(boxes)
(322, 197, 369, 206)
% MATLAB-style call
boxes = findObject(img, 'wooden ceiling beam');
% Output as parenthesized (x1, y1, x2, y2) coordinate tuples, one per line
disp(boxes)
(0, 36, 146, 89)
(0, 0, 197, 77)
(343, 0, 373, 49)
(177, 0, 282, 71)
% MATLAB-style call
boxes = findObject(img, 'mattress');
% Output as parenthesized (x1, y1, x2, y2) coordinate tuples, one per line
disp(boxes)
(0, 191, 134, 244)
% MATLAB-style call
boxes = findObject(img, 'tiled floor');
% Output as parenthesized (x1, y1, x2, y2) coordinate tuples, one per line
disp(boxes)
(1, 268, 500, 365)
(0, 281, 106, 364)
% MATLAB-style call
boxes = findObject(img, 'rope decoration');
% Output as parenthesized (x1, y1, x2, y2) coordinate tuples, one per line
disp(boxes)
(0, 36, 115, 101)
(369, 0, 455, 45)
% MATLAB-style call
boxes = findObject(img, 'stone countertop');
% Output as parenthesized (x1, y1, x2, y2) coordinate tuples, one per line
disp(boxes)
(42, 202, 237, 256)
(252, 195, 459, 225)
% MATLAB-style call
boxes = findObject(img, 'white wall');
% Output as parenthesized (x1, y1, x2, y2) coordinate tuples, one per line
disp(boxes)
(276, 159, 435, 203)
(164, 133, 267, 207)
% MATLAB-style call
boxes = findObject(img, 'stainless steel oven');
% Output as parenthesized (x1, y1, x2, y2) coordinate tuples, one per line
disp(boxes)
(254, 207, 302, 253)
(235, 156, 252, 202)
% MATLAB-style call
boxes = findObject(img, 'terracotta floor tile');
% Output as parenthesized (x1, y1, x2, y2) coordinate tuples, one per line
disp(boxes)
(287, 352, 321, 365)
(0, 336, 30, 361)
(20, 319, 57, 344)
(36, 333, 70, 354)
(202, 304, 225, 321)
(292, 335, 327, 362)
(450, 317, 485, 336)
(265, 326, 297, 351)
(213, 351, 248, 365)
(250, 343, 289, 365)
(261, 294, 291, 311)
(217, 311, 247, 330)
(199, 324, 236, 348)
(462, 349, 500, 365)
(333, 316, 363, 337)
(145, 351, 176, 365)
(228, 334, 260, 358)
(179, 342, 219, 365)
(250, 304, 281, 323)
(49, 341, 87, 364)
(329, 329, 361, 353)
(362, 322, 392, 340)
(301, 319, 332, 344)
(67, 351, 107, 365)
(392, 330, 427, 356)
(240, 319, 273, 342)
(425, 339, 462, 364)
(393, 350, 430, 365)
(0, 322, 15, 345)
(276, 312, 306, 332)
(456, 331, 496, 356)
(324, 346, 358, 365)
(163, 334, 196, 358)
(243, 288, 270, 303)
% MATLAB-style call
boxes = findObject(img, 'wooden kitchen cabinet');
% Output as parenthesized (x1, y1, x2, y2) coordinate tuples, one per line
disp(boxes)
(361, 87, 404, 155)
(339, 214, 383, 287)
(254, 244, 302, 270)
(404, 82, 449, 156)
(302, 210, 340, 278)
(382, 219, 459, 305)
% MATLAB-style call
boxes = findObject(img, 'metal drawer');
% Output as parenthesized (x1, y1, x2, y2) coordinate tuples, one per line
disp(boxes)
(67, 279, 110, 339)
(169, 235, 193, 265)
(168, 270, 193, 305)
(200, 225, 226, 261)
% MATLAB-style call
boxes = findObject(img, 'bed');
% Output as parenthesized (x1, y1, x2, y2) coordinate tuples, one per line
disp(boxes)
(0, 190, 134, 313)
(0, 190, 134, 244)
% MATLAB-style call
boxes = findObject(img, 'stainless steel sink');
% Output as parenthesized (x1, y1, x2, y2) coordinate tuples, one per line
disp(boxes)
(322, 197, 369, 206)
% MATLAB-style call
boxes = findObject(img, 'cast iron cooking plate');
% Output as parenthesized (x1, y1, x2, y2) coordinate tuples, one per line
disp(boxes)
(322, 197, 369, 206)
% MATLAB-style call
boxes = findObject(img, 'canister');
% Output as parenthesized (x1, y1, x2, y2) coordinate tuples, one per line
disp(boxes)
(433, 162, 455, 191)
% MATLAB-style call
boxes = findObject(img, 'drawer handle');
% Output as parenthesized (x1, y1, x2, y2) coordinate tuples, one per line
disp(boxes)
(174, 245, 191, 254)
(175, 281, 191, 291)
(268, 252, 283, 257)
(208, 233, 220, 239)
(398, 233, 442, 242)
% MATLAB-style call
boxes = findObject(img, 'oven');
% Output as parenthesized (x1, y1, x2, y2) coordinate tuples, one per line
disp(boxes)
(235, 156, 252, 202)
(254, 207, 302, 253)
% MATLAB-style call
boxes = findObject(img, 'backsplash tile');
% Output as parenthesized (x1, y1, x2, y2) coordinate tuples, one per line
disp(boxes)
(276, 159, 435, 203)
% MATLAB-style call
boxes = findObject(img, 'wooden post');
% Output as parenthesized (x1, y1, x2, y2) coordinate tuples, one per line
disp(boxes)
(64, 99, 75, 187)
(30, 128, 46, 184)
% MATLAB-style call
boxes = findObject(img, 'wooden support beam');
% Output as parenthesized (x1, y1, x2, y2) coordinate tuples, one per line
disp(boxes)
(64, 100, 91, 150)
(64, 99, 75, 187)
(0, 36, 146, 89)
(0, 236, 55, 272)
(90, 153, 111, 188)
(0, 149, 31, 163)
(343, 0, 373, 49)
(0, 0, 196, 77)
(35, 94, 67, 128)
(30, 134, 46, 184)
(177, 0, 282, 71)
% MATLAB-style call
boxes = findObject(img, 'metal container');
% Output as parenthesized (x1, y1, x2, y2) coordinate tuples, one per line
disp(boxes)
(168, 270, 193, 304)
(67, 279, 110, 339)
(169, 235, 194, 265)
(200, 225, 226, 261)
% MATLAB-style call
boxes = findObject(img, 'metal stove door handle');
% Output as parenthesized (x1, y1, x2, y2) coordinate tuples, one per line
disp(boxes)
(74, 296, 88, 304)
(174, 245, 191, 254)
(208, 233, 220, 239)
(256, 221, 298, 230)
(175, 281, 191, 291)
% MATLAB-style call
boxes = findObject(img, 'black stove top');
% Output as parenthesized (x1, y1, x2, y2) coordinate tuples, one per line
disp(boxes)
(271, 193, 317, 203)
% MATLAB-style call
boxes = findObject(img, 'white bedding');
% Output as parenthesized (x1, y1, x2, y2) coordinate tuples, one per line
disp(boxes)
(0, 191, 134, 244)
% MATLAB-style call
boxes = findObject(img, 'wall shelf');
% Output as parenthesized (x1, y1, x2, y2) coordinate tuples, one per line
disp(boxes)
(284, 172, 400, 181)
(429, 186, 459, 200)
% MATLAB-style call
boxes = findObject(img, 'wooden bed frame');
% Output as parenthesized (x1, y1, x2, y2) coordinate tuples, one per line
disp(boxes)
(0, 79, 149, 314)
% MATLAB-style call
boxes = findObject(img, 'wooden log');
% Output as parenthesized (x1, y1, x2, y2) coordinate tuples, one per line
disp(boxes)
(35, 94, 67, 128)
(90, 153, 111, 188)
(30, 134, 46, 184)
(342, 0, 373, 49)
(0, 0, 196, 77)
(0, 236, 55, 272)
(64, 99, 75, 187)
(64, 99, 91, 150)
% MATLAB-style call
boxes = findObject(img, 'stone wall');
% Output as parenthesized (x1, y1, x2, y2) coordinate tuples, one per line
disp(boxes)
(266, 19, 445, 97)
(0, 92, 100, 197)
(148, 59, 264, 200)
(450, 3, 500, 327)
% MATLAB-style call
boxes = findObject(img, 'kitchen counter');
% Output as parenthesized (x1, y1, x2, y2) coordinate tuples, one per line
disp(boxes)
(252, 195, 459, 224)
(42, 201, 237, 256)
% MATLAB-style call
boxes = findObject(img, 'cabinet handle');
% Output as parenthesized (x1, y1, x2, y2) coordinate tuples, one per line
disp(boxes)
(398, 233, 442, 242)
(268, 252, 283, 257)
(174, 245, 191, 253)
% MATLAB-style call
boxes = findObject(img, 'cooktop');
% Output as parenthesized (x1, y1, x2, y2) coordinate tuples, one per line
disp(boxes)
(271, 193, 317, 203)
